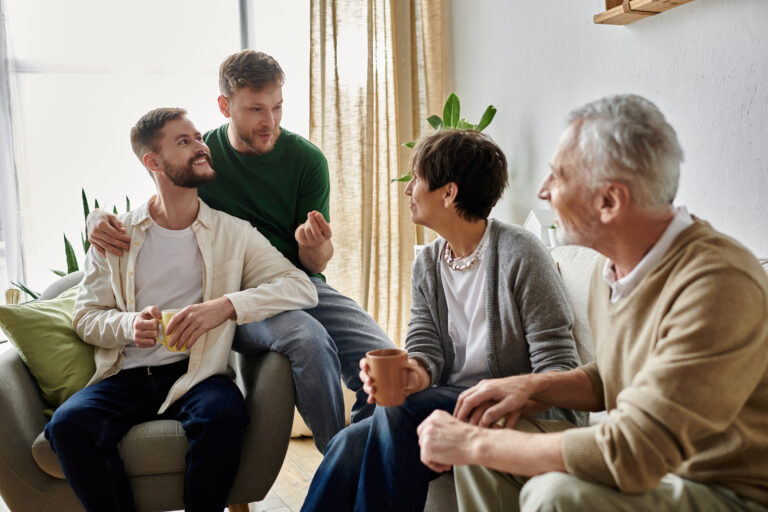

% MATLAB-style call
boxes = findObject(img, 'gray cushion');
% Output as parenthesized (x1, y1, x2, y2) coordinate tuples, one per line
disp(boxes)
(551, 245, 601, 365)
(33, 419, 188, 479)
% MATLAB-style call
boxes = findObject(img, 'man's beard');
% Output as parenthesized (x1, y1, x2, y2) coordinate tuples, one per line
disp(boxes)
(234, 125, 279, 155)
(162, 154, 216, 188)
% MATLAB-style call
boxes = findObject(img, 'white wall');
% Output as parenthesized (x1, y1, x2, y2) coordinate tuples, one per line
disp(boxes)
(450, 0, 768, 256)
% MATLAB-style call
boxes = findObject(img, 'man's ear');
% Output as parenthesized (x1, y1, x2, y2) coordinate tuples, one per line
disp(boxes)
(597, 181, 630, 223)
(143, 153, 160, 173)
(217, 95, 231, 118)
(442, 182, 458, 208)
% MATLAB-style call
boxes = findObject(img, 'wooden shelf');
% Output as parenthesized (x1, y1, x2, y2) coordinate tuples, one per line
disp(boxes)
(594, 0, 695, 25)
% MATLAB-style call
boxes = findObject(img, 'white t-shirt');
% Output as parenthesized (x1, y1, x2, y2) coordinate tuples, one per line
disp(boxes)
(442, 222, 494, 387)
(121, 221, 203, 369)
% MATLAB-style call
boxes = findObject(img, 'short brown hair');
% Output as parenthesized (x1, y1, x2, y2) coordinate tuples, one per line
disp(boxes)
(411, 130, 508, 221)
(219, 50, 285, 97)
(130, 107, 187, 163)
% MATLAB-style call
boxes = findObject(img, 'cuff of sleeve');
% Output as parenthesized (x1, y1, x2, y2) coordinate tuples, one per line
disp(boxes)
(562, 425, 615, 487)
(121, 312, 139, 347)
(408, 353, 437, 386)
(224, 291, 259, 325)
(579, 362, 605, 409)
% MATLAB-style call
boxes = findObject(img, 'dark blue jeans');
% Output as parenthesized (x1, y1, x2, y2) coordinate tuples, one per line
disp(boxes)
(44, 359, 249, 512)
(301, 386, 465, 512)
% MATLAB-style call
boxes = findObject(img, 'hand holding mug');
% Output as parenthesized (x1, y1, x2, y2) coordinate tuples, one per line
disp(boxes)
(361, 349, 430, 407)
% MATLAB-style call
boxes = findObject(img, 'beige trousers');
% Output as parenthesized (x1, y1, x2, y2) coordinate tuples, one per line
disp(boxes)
(454, 418, 767, 512)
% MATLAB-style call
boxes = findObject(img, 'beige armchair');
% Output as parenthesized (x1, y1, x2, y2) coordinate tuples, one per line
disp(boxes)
(0, 272, 296, 512)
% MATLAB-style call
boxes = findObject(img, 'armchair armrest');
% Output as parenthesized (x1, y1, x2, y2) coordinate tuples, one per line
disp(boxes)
(0, 349, 78, 510)
(227, 350, 295, 505)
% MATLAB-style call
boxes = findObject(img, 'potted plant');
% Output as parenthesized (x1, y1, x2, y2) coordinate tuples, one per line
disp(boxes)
(391, 92, 497, 183)
(548, 224, 559, 248)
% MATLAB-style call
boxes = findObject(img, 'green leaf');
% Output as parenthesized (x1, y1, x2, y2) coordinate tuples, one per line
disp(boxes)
(51, 269, 67, 277)
(403, 141, 415, 148)
(456, 118, 475, 130)
(476, 105, 497, 132)
(112, 205, 118, 215)
(390, 172, 413, 183)
(442, 93, 460, 128)
(125, 196, 131, 212)
(426, 115, 443, 130)
(10, 281, 39, 300)
(64, 234, 79, 274)
(81, 188, 90, 222)
(94, 199, 100, 210)
(82, 232, 90, 254)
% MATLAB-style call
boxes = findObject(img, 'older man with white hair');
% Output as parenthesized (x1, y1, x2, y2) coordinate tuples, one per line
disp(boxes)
(416, 94, 768, 511)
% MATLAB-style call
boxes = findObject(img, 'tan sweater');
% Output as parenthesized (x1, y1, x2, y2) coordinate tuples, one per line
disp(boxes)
(562, 218, 768, 505)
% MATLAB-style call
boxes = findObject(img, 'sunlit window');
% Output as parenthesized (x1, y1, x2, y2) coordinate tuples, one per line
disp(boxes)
(4, 0, 309, 293)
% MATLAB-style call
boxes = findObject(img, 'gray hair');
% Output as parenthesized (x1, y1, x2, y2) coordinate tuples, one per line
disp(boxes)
(563, 94, 684, 208)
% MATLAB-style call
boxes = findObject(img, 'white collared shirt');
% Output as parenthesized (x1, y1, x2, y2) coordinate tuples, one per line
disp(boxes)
(603, 206, 694, 303)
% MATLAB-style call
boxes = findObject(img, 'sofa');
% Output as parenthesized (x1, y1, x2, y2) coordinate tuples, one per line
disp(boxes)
(424, 244, 768, 512)
(0, 271, 296, 512)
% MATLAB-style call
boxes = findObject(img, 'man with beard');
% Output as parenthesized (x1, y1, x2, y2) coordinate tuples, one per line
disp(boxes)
(86, 51, 395, 452)
(44, 107, 318, 512)
(417, 95, 768, 511)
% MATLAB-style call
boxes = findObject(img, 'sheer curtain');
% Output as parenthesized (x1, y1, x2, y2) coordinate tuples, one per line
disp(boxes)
(310, 0, 448, 343)
(0, 0, 24, 298)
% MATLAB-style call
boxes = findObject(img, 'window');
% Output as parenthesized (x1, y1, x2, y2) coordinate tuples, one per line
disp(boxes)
(3, 0, 309, 293)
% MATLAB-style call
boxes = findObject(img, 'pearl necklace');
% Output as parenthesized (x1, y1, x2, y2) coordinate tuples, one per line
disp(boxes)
(443, 240, 484, 271)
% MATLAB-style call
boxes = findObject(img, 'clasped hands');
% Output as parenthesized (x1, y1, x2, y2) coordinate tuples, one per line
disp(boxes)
(417, 375, 542, 473)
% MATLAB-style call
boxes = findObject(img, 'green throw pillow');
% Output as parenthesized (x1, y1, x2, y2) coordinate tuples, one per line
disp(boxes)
(0, 285, 95, 417)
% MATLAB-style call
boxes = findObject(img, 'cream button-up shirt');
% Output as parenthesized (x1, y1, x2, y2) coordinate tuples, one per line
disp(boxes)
(73, 198, 318, 413)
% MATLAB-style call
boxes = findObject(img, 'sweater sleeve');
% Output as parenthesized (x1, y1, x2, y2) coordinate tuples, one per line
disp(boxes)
(509, 235, 580, 374)
(562, 269, 768, 492)
(404, 244, 445, 385)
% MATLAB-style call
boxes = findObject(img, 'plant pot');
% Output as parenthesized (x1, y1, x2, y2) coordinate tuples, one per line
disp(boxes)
(548, 227, 559, 248)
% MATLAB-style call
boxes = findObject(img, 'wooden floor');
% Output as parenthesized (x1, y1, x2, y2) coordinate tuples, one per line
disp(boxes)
(251, 437, 323, 512)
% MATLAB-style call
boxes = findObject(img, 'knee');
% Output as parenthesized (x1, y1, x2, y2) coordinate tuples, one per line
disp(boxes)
(203, 394, 248, 429)
(46, 404, 96, 448)
(324, 420, 370, 459)
(520, 472, 585, 512)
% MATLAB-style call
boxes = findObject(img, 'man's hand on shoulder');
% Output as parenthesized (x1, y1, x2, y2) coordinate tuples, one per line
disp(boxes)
(133, 306, 161, 348)
(164, 297, 236, 351)
(87, 208, 131, 257)
(295, 211, 334, 273)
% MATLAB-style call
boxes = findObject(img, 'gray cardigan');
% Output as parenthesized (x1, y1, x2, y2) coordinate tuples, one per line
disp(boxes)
(406, 219, 585, 423)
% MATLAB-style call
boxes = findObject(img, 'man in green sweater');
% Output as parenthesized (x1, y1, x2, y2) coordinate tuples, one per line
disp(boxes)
(87, 50, 394, 453)
(416, 94, 768, 511)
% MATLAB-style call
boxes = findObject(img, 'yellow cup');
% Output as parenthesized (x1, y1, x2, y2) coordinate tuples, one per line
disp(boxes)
(156, 308, 187, 352)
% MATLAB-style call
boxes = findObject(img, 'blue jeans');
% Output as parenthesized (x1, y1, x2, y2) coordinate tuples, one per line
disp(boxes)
(233, 277, 394, 452)
(44, 359, 249, 512)
(301, 386, 465, 512)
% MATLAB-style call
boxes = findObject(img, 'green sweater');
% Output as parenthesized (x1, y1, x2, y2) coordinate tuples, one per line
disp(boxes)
(200, 125, 330, 280)
(562, 218, 768, 506)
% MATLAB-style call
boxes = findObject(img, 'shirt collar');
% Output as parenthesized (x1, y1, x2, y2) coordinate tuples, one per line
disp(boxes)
(603, 206, 694, 303)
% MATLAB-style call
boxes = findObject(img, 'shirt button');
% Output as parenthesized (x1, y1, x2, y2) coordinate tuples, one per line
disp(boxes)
(134, 241, 140, 246)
